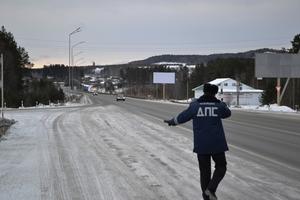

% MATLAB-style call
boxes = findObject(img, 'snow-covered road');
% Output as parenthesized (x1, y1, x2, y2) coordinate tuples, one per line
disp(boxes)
(1, 101, 300, 199)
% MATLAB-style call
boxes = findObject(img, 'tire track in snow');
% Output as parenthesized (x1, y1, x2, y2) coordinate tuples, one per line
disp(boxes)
(78, 106, 201, 200)
(50, 107, 159, 199)
(51, 109, 91, 200)
(77, 108, 161, 200)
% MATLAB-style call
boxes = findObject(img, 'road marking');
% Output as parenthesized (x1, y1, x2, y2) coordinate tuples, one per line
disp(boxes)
(225, 119, 300, 137)
(228, 144, 300, 174)
(179, 125, 300, 174)
(126, 97, 187, 107)
(142, 112, 168, 124)
(142, 112, 300, 174)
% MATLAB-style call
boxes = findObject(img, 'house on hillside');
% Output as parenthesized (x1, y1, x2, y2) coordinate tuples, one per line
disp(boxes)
(192, 78, 263, 105)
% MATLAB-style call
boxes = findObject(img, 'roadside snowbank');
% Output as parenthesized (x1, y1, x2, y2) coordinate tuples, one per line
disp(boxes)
(230, 104, 297, 113)
(130, 97, 298, 114)
(17, 94, 92, 110)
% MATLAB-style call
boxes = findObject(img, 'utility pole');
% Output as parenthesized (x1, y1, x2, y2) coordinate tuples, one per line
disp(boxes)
(236, 77, 240, 107)
(186, 78, 189, 102)
(186, 69, 191, 102)
(69, 34, 71, 88)
(1, 54, 4, 118)
(292, 78, 295, 109)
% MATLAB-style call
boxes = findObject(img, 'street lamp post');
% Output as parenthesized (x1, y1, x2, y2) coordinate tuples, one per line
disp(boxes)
(186, 68, 191, 102)
(71, 41, 85, 89)
(68, 27, 81, 89)
(73, 51, 83, 58)
(71, 41, 85, 65)
(74, 57, 85, 65)
(73, 57, 85, 87)
(1, 54, 4, 118)
(75, 60, 86, 66)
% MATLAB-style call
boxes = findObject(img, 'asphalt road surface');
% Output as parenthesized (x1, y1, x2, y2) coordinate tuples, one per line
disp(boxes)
(93, 94, 300, 177)
(0, 93, 299, 200)
(92, 94, 300, 196)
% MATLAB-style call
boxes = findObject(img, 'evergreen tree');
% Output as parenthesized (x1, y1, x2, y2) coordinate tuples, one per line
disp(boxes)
(0, 26, 30, 107)
(23, 79, 65, 106)
(290, 34, 300, 53)
(189, 63, 206, 89)
(260, 80, 276, 105)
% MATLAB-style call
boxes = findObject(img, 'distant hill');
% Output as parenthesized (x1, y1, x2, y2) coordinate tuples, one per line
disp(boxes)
(128, 48, 285, 66)
(35, 48, 286, 79)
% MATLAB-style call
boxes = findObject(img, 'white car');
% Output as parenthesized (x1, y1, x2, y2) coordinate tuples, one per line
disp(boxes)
(116, 94, 125, 101)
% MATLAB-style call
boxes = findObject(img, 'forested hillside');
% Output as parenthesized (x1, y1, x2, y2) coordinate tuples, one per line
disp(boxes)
(128, 48, 284, 66)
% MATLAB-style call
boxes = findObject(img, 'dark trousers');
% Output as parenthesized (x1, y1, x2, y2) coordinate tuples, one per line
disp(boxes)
(197, 152, 227, 199)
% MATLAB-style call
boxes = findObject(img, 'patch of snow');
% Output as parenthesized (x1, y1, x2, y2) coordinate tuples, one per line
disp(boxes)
(94, 67, 104, 74)
(173, 98, 195, 104)
(231, 104, 297, 113)
(153, 62, 195, 69)
(209, 78, 230, 85)
(79, 94, 93, 105)
(154, 62, 186, 66)
(15, 94, 92, 110)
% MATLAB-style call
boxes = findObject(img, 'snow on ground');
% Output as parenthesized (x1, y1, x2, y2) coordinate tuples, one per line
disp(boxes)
(0, 106, 199, 200)
(0, 102, 300, 200)
(231, 104, 297, 113)
(14, 94, 92, 111)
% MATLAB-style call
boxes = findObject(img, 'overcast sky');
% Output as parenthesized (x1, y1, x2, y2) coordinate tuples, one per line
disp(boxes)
(1, 0, 300, 67)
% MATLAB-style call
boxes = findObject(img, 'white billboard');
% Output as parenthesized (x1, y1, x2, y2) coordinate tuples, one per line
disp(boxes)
(255, 53, 300, 78)
(153, 72, 175, 84)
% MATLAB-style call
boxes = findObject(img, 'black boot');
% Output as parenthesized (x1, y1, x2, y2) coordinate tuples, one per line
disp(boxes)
(202, 193, 210, 200)
(205, 189, 218, 200)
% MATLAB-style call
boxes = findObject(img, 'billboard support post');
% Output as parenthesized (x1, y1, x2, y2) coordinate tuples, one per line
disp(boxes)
(279, 77, 290, 105)
(276, 78, 281, 106)
(163, 84, 166, 100)
(156, 84, 158, 99)
(256, 53, 300, 107)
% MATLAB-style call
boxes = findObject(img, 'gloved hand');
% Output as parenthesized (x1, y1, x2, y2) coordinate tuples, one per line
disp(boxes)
(164, 119, 176, 126)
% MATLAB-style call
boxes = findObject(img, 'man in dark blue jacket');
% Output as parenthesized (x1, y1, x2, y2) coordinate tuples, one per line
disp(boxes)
(164, 83, 231, 200)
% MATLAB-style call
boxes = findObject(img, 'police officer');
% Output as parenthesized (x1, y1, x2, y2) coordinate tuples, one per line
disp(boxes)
(164, 83, 231, 200)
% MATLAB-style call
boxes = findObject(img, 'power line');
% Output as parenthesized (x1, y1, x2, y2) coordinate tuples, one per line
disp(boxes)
(15, 36, 291, 47)
(15, 36, 67, 43)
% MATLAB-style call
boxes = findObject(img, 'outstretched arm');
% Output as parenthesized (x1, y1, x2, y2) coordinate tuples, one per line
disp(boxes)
(164, 104, 195, 126)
